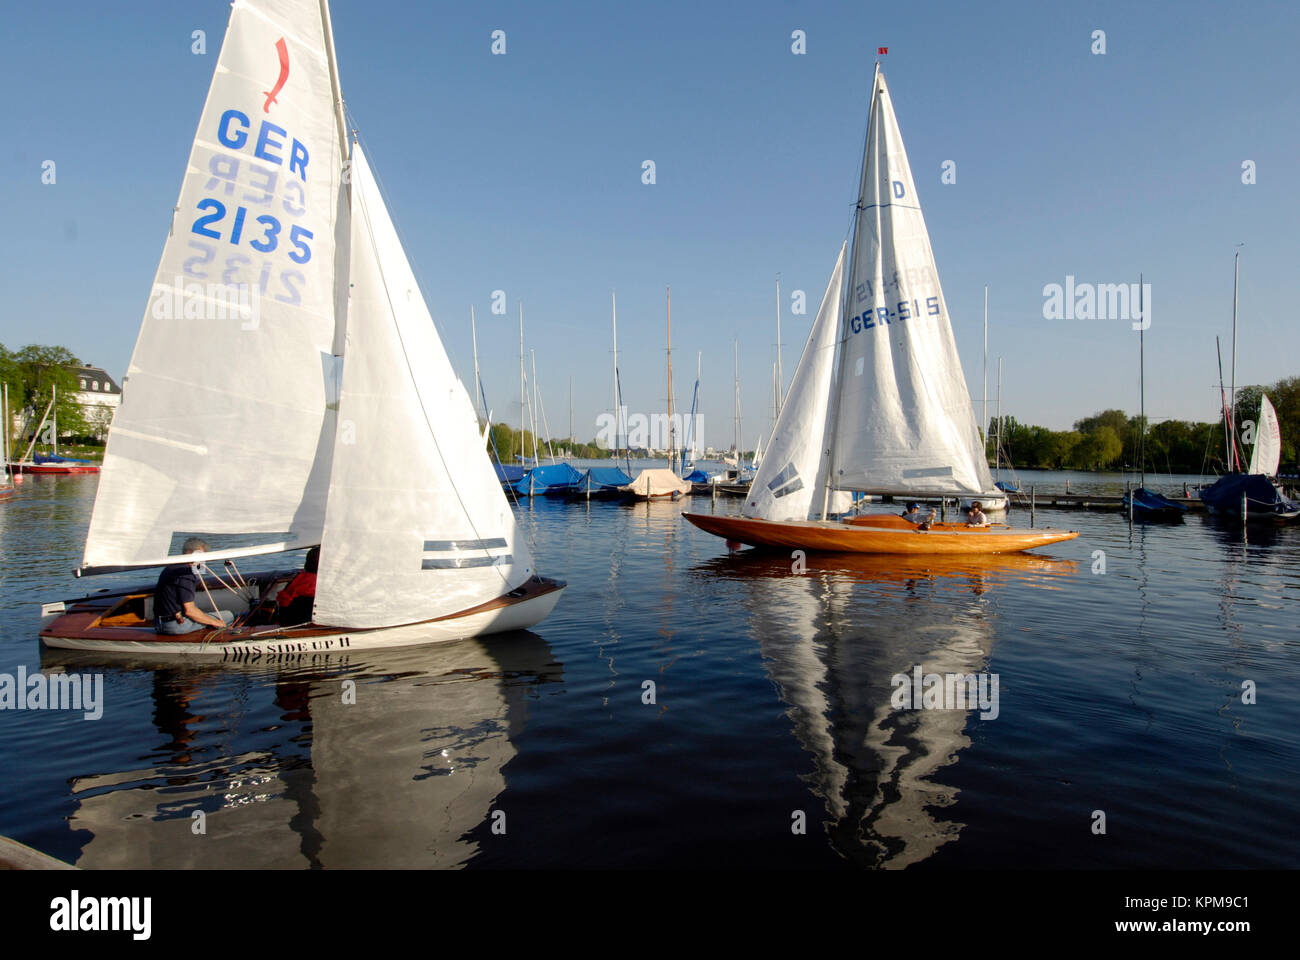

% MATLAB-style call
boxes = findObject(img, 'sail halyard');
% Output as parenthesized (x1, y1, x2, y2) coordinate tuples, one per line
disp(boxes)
(823, 63, 880, 516)
(80, 0, 350, 575)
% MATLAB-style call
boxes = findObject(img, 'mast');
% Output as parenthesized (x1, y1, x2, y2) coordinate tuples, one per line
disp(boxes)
(52, 383, 58, 458)
(568, 374, 573, 457)
(471, 306, 481, 423)
(823, 61, 881, 519)
(2, 383, 8, 477)
(531, 349, 542, 463)
(612, 291, 621, 465)
(318, 0, 350, 358)
(1138, 274, 1145, 488)
(1216, 336, 1231, 468)
(666, 286, 675, 472)
(1230, 250, 1240, 472)
(982, 285, 988, 448)
(733, 339, 741, 464)
(519, 301, 526, 456)
(775, 275, 783, 417)
(695, 351, 702, 461)
(995, 357, 1003, 480)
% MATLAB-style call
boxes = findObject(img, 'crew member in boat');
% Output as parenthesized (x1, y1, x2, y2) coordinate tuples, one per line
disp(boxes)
(901, 502, 936, 525)
(966, 502, 989, 527)
(273, 546, 319, 625)
(154, 538, 233, 634)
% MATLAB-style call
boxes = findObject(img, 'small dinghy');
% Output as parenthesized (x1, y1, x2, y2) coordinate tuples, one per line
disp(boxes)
(40, 0, 564, 655)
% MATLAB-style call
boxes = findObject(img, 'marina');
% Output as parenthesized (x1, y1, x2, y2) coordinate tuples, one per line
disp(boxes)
(1, 470, 1297, 872)
(0, 0, 1296, 927)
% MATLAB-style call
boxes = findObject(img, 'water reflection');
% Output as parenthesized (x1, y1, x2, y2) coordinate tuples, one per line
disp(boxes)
(42, 633, 561, 868)
(693, 551, 1075, 868)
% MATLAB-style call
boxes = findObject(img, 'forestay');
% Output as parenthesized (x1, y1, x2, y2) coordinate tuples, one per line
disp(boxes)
(313, 145, 533, 628)
(829, 71, 993, 497)
(82, 0, 346, 571)
(744, 245, 849, 521)
(1248, 394, 1281, 477)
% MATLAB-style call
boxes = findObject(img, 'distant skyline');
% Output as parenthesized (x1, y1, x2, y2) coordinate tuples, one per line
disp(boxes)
(2, 0, 1297, 447)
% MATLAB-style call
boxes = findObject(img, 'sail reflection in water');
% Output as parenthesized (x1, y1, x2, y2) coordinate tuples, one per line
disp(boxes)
(46, 636, 560, 868)
(695, 551, 1075, 868)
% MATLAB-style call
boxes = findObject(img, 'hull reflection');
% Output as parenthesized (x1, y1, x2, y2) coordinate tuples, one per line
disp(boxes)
(45, 634, 561, 868)
(695, 551, 1075, 867)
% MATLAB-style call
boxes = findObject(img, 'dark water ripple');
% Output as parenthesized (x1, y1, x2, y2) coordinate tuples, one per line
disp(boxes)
(0, 470, 1297, 868)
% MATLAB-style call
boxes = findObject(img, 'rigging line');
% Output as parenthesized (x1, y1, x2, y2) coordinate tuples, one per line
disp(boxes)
(353, 154, 517, 589)
(351, 125, 478, 410)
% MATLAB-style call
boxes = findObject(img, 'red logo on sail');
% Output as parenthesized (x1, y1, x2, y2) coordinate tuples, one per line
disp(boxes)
(263, 38, 289, 113)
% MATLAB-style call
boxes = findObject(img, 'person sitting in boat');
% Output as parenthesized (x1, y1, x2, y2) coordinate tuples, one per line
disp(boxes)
(273, 546, 319, 625)
(901, 502, 936, 525)
(966, 502, 990, 527)
(154, 537, 233, 635)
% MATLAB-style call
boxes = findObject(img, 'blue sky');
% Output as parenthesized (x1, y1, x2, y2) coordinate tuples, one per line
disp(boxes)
(2, 0, 1297, 447)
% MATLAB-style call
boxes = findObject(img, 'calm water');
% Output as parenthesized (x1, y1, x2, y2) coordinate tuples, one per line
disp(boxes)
(1, 466, 1297, 868)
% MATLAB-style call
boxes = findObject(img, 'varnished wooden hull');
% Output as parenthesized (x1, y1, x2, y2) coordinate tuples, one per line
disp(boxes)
(682, 511, 1079, 554)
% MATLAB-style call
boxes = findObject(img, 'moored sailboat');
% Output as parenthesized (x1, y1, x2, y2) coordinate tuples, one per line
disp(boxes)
(40, 0, 564, 654)
(685, 66, 1076, 554)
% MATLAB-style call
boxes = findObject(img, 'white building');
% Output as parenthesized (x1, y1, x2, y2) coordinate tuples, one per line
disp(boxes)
(72, 366, 121, 440)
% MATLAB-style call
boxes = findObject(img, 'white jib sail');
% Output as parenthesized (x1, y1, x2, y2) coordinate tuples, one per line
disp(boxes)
(313, 144, 534, 629)
(1248, 394, 1281, 477)
(744, 244, 848, 521)
(830, 72, 994, 497)
(82, 0, 347, 571)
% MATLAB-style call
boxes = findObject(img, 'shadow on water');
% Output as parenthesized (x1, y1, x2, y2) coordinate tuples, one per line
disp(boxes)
(690, 549, 1076, 868)
(40, 632, 562, 868)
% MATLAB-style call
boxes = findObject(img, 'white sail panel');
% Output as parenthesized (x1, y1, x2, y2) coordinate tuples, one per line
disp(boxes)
(1249, 394, 1281, 476)
(314, 144, 533, 629)
(744, 245, 848, 520)
(82, 0, 346, 570)
(830, 73, 994, 497)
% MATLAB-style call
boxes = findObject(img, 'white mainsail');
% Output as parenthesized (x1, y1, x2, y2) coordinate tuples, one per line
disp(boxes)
(1248, 394, 1281, 477)
(744, 244, 849, 521)
(312, 144, 534, 629)
(82, 0, 347, 571)
(828, 70, 994, 498)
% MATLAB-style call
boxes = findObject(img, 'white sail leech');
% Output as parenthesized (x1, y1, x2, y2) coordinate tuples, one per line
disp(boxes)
(744, 244, 849, 521)
(82, 0, 346, 572)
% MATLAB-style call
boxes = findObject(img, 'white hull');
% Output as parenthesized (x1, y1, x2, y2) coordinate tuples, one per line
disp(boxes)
(40, 586, 564, 658)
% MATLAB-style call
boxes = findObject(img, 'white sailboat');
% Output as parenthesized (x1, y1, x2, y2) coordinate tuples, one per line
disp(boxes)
(40, 0, 563, 653)
(686, 67, 1075, 554)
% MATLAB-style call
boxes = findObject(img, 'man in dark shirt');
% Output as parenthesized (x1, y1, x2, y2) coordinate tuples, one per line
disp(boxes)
(154, 537, 231, 635)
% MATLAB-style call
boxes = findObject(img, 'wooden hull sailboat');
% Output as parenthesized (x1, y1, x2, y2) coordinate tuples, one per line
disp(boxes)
(40, 0, 564, 655)
(687, 65, 1077, 556)
(684, 512, 1076, 555)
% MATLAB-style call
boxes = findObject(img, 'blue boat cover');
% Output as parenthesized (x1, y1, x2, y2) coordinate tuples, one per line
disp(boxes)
(683, 469, 713, 483)
(584, 467, 635, 489)
(34, 454, 94, 464)
(508, 462, 585, 493)
(994, 480, 1019, 493)
(1200, 474, 1299, 515)
(1125, 487, 1187, 515)
(495, 464, 526, 483)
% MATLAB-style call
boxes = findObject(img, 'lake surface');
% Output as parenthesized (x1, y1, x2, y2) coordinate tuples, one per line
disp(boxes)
(1, 466, 1297, 868)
